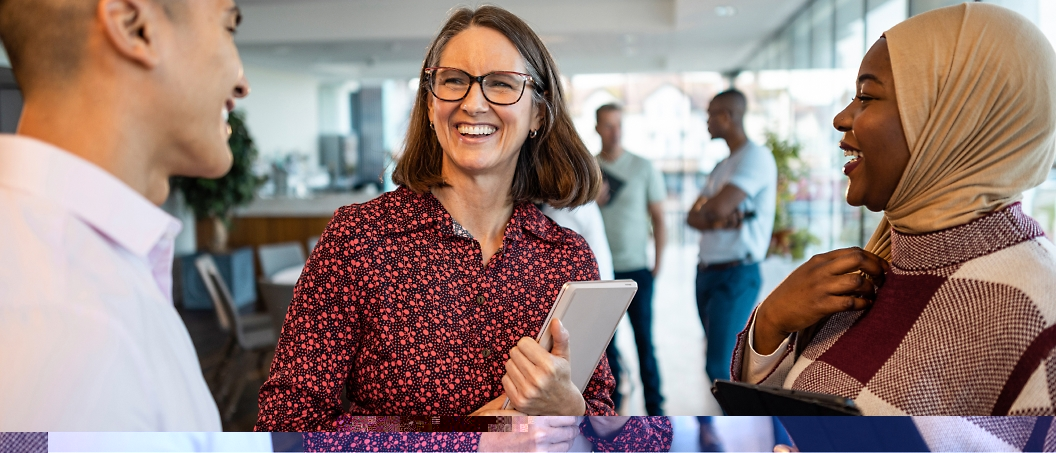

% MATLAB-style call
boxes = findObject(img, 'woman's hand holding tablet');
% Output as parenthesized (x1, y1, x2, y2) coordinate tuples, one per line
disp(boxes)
(502, 320, 587, 416)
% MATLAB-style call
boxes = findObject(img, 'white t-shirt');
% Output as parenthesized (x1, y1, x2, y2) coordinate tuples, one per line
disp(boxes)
(697, 140, 777, 265)
(541, 202, 614, 280)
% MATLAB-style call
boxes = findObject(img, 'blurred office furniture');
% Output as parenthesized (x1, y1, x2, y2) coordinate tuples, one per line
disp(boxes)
(258, 280, 295, 336)
(319, 134, 358, 190)
(257, 241, 306, 279)
(175, 248, 256, 310)
(205, 192, 374, 263)
(195, 255, 277, 422)
(307, 236, 320, 253)
(0, 68, 22, 133)
(268, 265, 304, 286)
(351, 87, 385, 191)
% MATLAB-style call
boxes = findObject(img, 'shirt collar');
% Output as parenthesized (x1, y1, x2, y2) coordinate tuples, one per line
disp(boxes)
(890, 202, 1044, 271)
(0, 134, 181, 258)
(406, 186, 561, 243)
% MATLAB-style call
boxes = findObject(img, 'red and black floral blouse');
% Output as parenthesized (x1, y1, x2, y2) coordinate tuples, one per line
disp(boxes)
(255, 187, 672, 451)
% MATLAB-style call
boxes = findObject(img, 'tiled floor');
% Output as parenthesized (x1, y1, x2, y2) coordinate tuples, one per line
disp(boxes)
(610, 244, 800, 417)
(179, 307, 270, 432)
(180, 243, 803, 438)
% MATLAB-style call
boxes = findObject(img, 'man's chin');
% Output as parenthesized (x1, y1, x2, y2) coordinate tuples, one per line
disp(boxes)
(178, 148, 234, 179)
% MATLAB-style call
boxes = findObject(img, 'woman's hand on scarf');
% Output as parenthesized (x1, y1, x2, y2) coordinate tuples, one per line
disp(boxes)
(754, 247, 889, 355)
(502, 319, 587, 416)
(477, 416, 581, 452)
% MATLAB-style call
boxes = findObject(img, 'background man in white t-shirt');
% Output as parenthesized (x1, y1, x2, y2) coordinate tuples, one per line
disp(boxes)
(687, 89, 777, 450)
(687, 89, 776, 384)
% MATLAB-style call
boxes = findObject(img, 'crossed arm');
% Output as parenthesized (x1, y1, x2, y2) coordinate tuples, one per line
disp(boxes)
(686, 184, 748, 231)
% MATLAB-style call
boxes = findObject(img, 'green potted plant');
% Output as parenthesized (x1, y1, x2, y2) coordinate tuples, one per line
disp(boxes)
(765, 132, 819, 260)
(171, 110, 265, 252)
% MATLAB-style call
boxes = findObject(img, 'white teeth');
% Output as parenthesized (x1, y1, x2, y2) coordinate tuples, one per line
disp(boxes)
(844, 149, 862, 160)
(457, 124, 497, 136)
(222, 108, 229, 121)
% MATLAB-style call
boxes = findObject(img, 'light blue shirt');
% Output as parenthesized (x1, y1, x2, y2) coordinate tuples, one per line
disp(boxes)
(697, 140, 777, 265)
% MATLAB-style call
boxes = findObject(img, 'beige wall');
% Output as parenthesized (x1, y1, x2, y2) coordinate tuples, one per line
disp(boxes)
(236, 64, 320, 168)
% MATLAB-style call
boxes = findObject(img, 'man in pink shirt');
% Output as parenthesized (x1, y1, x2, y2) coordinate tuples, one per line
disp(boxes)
(0, 0, 249, 430)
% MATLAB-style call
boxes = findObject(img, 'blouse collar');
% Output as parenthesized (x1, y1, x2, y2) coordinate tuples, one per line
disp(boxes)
(400, 186, 562, 244)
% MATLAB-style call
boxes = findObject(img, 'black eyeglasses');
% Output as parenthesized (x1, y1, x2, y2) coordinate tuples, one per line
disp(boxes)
(424, 67, 535, 106)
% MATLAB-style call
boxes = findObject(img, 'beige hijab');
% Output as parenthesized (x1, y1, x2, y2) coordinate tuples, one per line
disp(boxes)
(866, 3, 1056, 260)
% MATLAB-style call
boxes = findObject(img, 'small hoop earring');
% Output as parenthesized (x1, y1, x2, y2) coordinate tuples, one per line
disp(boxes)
(529, 130, 538, 139)
(429, 122, 435, 130)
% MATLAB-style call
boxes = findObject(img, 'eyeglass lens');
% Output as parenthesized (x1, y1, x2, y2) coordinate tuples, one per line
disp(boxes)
(430, 68, 527, 105)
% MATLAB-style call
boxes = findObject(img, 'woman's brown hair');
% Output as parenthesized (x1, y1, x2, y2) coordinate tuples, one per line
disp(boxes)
(391, 5, 600, 209)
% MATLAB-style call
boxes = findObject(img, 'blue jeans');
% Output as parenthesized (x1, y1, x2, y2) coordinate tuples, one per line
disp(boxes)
(604, 268, 664, 415)
(695, 262, 762, 382)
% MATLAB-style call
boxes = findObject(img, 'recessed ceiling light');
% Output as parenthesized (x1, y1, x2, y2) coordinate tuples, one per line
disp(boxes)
(715, 5, 737, 17)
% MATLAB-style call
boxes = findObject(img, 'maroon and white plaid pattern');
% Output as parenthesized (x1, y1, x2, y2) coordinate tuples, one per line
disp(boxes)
(965, 416, 1036, 448)
(890, 205, 1045, 272)
(734, 203, 1056, 418)
(0, 432, 46, 453)
(912, 416, 1054, 451)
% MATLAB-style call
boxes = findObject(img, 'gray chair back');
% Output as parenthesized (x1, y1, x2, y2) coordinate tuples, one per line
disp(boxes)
(257, 242, 306, 278)
(258, 280, 295, 335)
(195, 255, 241, 337)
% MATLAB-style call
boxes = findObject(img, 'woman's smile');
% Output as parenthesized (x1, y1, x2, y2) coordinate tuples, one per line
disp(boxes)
(455, 122, 499, 143)
(832, 37, 910, 212)
(841, 141, 862, 175)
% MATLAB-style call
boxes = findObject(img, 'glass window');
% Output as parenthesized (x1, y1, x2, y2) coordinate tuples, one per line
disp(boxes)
(981, 0, 1038, 23)
(909, 0, 970, 16)
(835, 0, 866, 70)
(1039, 0, 1056, 46)
(866, 0, 907, 42)
(793, 13, 812, 69)
(812, 0, 837, 69)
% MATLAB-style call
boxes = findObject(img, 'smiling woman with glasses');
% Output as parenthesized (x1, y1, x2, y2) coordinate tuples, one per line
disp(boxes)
(424, 67, 535, 106)
(255, 5, 672, 453)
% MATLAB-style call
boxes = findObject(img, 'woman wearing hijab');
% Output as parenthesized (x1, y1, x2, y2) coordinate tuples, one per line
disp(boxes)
(735, 2, 1056, 418)
(255, 5, 672, 452)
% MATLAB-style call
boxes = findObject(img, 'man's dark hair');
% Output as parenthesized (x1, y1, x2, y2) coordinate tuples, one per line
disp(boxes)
(0, 0, 182, 93)
(0, 0, 94, 90)
(595, 103, 622, 123)
(712, 89, 747, 126)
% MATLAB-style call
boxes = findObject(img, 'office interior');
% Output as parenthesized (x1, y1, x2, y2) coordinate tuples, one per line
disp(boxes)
(2, 0, 1054, 447)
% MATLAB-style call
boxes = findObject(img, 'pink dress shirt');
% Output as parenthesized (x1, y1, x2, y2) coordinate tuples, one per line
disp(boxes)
(0, 135, 221, 430)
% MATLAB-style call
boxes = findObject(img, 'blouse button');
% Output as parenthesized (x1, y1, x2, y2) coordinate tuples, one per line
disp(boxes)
(482, 348, 492, 358)
(476, 295, 486, 305)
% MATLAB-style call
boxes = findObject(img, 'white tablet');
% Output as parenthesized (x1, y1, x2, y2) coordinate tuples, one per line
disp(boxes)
(538, 280, 638, 392)
(503, 280, 637, 412)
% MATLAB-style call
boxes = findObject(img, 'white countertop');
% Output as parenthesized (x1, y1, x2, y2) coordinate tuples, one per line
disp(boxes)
(233, 191, 378, 218)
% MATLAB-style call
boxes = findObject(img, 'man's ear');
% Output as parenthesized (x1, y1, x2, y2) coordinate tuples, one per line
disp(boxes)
(98, 0, 162, 69)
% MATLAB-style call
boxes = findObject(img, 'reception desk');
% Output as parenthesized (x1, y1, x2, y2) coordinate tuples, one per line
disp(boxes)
(196, 191, 378, 253)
